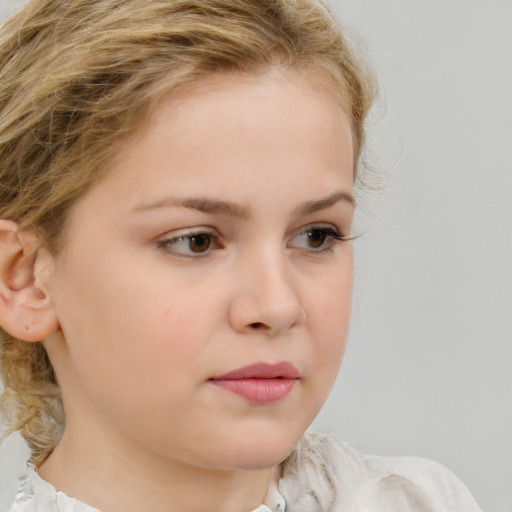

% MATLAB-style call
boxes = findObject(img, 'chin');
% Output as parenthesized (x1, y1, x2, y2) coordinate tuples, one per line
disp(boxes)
(210, 426, 305, 470)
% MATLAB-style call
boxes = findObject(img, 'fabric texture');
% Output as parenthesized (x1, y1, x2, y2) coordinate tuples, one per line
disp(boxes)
(279, 432, 483, 511)
(8, 431, 482, 512)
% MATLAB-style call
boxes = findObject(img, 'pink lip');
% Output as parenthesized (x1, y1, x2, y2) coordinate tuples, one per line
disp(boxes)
(209, 362, 300, 405)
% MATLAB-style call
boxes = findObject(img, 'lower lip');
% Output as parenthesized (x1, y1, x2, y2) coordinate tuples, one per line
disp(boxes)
(210, 378, 298, 405)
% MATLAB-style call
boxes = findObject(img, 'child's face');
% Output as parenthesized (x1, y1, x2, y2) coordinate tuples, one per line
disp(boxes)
(45, 71, 355, 470)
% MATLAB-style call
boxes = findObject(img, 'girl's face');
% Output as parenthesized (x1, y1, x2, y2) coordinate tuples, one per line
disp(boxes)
(45, 71, 355, 471)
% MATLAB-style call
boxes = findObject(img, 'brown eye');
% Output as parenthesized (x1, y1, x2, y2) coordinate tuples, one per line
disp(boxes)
(306, 229, 328, 248)
(189, 234, 211, 253)
(158, 230, 218, 257)
(290, 225, 344, 252)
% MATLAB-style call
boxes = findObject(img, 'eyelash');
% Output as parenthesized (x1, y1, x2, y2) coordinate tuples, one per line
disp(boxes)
(290, 224, 347, 253)
(156, 224, 348, 258)
(157, 227, 220, 257)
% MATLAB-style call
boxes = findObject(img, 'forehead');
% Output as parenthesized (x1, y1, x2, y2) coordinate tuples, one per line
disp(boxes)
(67, 71, 353, 224)
(115, 69, 353, 171)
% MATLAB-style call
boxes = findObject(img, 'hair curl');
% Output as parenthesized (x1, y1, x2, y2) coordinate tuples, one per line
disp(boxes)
(0, 0, 377, 464)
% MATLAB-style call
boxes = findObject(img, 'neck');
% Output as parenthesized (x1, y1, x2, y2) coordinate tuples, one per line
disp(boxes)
(39, 427, 277, 512)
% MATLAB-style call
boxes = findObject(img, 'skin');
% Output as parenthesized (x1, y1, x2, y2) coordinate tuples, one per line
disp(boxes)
(12, 71, 355, 512)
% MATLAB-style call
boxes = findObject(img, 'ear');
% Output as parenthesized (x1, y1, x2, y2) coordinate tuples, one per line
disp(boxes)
(0, 219, 59, 342)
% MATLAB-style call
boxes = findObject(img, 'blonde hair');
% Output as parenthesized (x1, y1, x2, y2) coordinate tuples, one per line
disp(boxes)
(0, 0, 376, 464)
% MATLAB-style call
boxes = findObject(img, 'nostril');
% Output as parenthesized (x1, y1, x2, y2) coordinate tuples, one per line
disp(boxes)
(249, 322, 267, 329)
(248, 321, 298, 332)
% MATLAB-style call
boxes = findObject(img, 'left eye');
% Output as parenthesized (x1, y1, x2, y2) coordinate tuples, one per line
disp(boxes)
(291, 225, 345, 251)
(157, 230, 218, 256)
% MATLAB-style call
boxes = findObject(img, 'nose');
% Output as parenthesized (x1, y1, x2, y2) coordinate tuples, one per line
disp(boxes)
(228, 252, 305, 337)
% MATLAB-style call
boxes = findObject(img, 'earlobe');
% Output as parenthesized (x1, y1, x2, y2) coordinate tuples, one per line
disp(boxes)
(0, 219, 59, 342)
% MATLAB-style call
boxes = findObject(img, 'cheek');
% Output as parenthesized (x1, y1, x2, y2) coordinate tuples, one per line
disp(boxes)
(62, 263, 226, 388)
(306, 255, 353, 376)
(52, 260, 192, 402)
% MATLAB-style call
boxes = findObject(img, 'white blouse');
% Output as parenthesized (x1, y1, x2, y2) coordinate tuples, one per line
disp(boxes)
(9, 468, 285, 512)
(8, 432, 483, 512)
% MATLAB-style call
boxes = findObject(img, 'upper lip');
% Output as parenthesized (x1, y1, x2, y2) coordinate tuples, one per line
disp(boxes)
(211, 361, 300, 380)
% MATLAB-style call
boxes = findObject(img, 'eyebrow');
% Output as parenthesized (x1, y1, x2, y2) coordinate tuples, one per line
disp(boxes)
(133, 197, 249, 219)
(295, 191, 355, 215)
(133, 191, 354, 218)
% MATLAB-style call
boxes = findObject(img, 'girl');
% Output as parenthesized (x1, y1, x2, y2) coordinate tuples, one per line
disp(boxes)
(0, 1, 482, 511)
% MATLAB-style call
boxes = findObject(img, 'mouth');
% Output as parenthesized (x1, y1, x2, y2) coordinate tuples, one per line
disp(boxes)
(209, 362, 300, 405)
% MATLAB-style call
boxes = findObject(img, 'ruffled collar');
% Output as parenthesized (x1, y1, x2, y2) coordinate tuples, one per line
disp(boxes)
(12, 466, 286, 512)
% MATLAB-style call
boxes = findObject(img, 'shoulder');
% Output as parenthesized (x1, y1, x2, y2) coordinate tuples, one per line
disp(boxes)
(7, 468, 100, 512)
(280, 431, 482, 512)
(355, 449, 483, 512)
(6, 471, 39, 512)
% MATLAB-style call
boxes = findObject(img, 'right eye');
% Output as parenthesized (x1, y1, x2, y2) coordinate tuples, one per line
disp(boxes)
(157, 229, 219, 257)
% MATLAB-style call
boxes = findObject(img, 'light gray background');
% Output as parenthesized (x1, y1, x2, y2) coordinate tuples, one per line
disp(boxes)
(0, 1, 510, 511)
